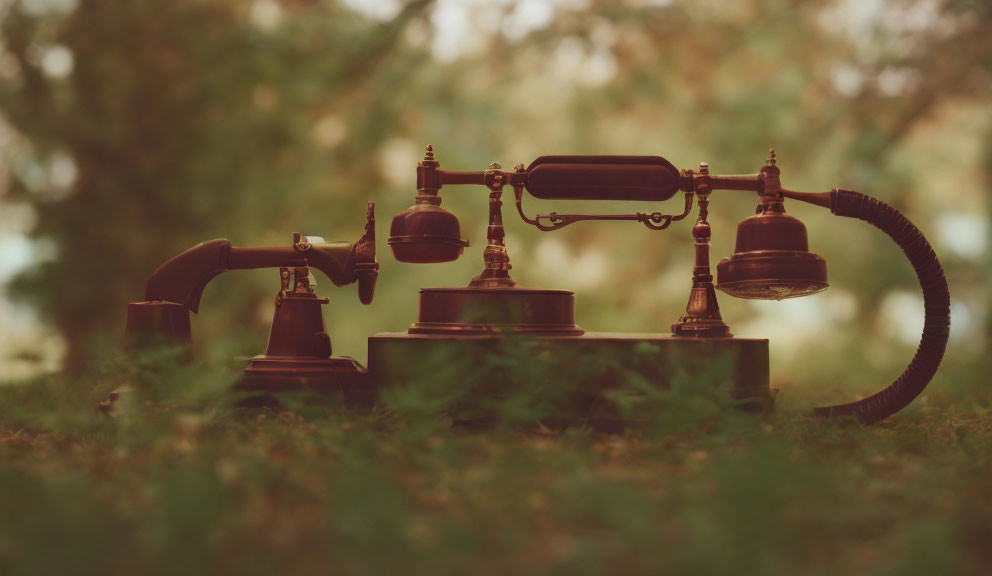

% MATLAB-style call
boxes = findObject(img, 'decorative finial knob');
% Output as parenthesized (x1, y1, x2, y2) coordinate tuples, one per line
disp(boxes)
(424, 144, 435, 161)
(699, 161, 709, 174)
(766, 148, 776, 166)
(489, 162, 501, 171)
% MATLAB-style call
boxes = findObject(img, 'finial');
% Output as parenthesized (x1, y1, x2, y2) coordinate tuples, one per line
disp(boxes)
(489, 162, 501, 171)
(699, 161, 709, 174)
(766, 148, 776, 166)
(424, 144, 434, 161)
(362, 202, 375, 240)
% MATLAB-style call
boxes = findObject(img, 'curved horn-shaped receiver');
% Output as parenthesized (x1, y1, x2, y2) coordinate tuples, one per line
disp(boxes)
(143, 206, 378, 312)
(127, 206, 378, 345)
(143, 239, 231, 314)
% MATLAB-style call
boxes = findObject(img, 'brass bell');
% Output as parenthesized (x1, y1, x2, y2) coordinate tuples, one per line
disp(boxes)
(243, 266, 366, 387)
(716, 201, 828, 300)
(388, 198, 468, 263)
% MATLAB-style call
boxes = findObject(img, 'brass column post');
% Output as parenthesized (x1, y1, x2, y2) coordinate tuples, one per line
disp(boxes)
(672, 162, 731, 337)
(469, 162, 516, 288)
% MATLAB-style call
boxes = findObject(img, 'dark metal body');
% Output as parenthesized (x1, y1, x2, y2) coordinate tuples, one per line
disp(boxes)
(124, 143, 949, 426)
(411, 287, 582, 335)
(384, 146, 949, 424)
(385, 147, 767, 407)
(126, 205, 378, 397)
(369, 332, 771, 427)
(240, 266, 368, 398)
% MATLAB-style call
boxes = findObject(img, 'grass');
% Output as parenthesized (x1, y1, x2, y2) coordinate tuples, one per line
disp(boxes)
(0, 345, 989, 576)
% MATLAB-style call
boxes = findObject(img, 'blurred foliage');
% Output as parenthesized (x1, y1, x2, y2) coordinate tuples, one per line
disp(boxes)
(0, 346, 990, 575)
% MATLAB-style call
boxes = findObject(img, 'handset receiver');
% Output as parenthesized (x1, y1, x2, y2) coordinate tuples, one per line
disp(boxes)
(525, 155, 681, 202)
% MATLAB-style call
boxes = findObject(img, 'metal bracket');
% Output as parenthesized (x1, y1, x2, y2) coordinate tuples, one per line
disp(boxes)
(513, 186, 695, 232)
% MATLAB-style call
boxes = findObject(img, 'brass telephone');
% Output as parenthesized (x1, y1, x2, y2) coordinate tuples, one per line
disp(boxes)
(383, 146, 949, 424)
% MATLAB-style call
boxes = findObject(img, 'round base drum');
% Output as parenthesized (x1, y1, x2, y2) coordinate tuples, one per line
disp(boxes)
(410, 287, 584, 336)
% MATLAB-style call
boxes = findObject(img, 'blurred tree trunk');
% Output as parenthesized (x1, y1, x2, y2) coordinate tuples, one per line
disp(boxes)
(1, 0, 429, 373)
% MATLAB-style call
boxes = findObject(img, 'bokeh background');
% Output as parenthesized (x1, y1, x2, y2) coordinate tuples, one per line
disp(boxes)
(0, 0, 988, 406)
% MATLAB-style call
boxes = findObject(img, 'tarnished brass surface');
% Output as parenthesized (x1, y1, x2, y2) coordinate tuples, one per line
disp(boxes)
(410, 287, 583, 335)
(716, 197, 828, 300)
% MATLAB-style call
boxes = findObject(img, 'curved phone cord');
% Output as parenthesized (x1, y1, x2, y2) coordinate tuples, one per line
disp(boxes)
(814, 189, 951, 424)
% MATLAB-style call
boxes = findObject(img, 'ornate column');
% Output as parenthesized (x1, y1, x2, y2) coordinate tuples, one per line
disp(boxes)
(672, 162, 731, 337)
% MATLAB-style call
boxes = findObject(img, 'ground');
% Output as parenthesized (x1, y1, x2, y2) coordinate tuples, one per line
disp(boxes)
(0, 350, 988, 576)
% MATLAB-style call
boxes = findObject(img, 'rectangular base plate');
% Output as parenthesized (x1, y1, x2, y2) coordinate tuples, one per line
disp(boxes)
(368, 332, 771, 426)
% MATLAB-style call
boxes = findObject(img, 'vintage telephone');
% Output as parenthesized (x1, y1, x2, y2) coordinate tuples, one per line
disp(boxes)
(126, 204, 378, 389)
(125, 145, 949, 425)
(374, 146, 950, 424)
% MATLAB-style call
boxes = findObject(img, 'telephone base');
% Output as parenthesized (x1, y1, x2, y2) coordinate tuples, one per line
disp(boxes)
(368, 332, 771, 428)
(237, 356, 373, 408)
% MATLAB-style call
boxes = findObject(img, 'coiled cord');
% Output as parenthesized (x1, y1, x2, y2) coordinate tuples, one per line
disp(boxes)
(814, 189, 950, 424)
